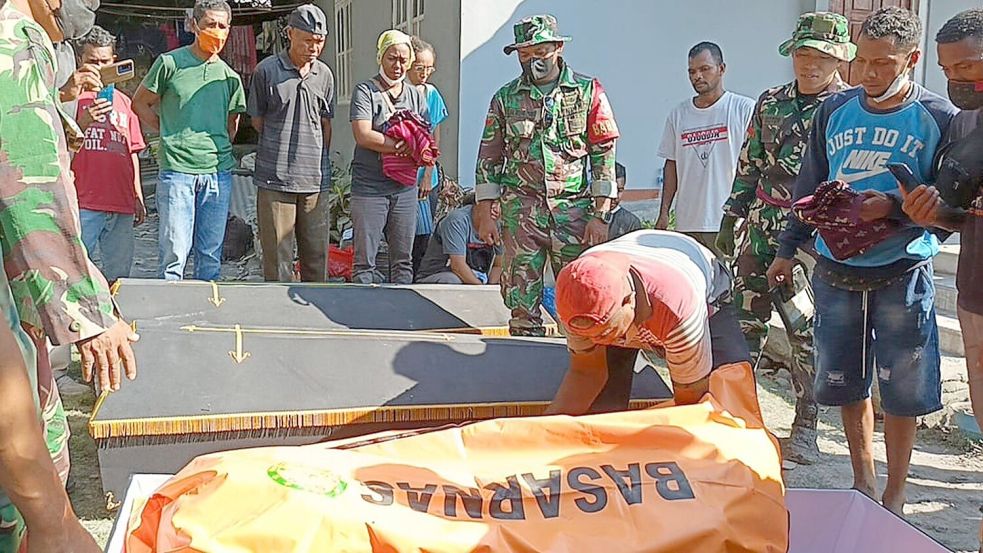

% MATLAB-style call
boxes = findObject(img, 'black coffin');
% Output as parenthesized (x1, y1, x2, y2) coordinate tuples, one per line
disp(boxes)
(111, 279, 557, 336)
(89, 327, 672, 498)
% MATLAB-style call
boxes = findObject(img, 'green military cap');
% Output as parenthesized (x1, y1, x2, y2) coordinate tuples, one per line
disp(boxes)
(779, 12, 857, 62)
(503, 14, 571, 55)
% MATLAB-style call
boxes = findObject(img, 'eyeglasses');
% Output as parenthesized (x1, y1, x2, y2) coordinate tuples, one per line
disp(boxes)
(543, 96, 555, 127)
(413, 65, 435, 74)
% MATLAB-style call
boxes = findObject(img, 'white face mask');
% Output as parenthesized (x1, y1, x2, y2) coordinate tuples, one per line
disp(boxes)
(870, 67, 911, 104)
(378, 66, 404, 86)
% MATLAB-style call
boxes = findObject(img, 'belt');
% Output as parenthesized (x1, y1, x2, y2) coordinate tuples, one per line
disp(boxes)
(755, 186, 792, 209)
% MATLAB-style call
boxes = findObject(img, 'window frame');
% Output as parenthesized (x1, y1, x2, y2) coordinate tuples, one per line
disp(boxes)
(334, 0, 353, 104)
(391, 0, 423, 36)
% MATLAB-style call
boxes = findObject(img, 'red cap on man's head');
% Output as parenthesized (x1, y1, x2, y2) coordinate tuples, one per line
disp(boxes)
(555, 253, 632, 327)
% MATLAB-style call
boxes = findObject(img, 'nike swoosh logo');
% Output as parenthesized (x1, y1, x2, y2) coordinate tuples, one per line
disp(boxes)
(833, 166, 889, 183)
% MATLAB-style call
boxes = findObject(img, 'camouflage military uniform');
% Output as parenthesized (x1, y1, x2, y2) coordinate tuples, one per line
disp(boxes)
(476, 15, 619, 336)
(724, 15, 853, 445)
(722, 13, 856, 454)
(0, 3, 119, 546)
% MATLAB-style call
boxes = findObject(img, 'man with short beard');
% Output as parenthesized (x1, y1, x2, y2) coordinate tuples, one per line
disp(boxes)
(656, 42, 755, 256)
(769, 7, 957, 515)
(718, 12, 854, 465)
(474, 14, 620, 337)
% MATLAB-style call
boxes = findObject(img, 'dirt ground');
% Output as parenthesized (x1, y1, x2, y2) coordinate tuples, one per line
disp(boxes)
(66, 195, 982, 551)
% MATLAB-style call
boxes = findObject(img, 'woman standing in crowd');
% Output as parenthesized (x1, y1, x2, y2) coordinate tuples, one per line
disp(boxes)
(408, 36, 449, 275)
(349, 30, 430, 284)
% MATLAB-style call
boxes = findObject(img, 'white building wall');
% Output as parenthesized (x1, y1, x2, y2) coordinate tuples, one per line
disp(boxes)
(459, 0, 817, 190)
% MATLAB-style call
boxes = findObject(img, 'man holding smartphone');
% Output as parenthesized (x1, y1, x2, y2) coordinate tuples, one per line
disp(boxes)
(71, 26, 147, 283)
(768, 8, 956, 514)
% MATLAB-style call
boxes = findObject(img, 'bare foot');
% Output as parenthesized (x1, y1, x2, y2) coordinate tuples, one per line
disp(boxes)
(852, 483, 877, 500)
(881, 491, 907, 517)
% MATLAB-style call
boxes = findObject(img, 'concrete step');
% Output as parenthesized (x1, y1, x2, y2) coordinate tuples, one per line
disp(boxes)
(935, 244, 960, 276)
(938, 311, 965, 357)
(932, 237, 963, 356)
(951, 402, 981, 441)
(767, 310, 964, 357)
(933, 273, 958, 317)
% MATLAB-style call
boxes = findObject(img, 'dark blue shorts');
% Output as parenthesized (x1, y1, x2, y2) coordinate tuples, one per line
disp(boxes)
(812, 264, 942, 417)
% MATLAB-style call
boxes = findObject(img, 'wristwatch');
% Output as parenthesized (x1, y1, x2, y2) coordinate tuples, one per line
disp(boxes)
(593, 210, 614, 224)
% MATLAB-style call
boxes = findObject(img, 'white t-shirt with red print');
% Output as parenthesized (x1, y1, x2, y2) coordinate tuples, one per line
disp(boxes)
(658, 91, 754, 232)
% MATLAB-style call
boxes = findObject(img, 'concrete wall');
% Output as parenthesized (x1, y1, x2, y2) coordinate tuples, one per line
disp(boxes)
(421, 0, 462, 178)
(317, 0, 462, 176)
(458, 0, 821, 190)
(922, 0, 983, 96)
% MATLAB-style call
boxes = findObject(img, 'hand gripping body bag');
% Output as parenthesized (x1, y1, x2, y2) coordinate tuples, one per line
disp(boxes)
(126, 363, 787, 553)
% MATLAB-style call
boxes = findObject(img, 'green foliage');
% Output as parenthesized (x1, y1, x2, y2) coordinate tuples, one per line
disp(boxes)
(640, 210, 675, 231)
(328, 162, 352, 244)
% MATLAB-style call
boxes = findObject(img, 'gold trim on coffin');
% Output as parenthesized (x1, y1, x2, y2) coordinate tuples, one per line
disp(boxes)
(110, 280, 558, 337)
(88, 399, 665, 440)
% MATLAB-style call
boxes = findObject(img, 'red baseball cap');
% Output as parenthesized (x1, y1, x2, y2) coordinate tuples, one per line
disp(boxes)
(555, 252, 632, 329)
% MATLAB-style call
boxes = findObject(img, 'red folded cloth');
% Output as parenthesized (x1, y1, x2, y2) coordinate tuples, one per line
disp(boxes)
(382, 110, 439, 186)
(792, 180, 899, 261)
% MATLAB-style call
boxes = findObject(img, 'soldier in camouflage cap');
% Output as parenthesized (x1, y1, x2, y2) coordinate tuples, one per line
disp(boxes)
(502, 14, 571, 54)
(474, 14, 620, 336)
(717, 12, 853, 465)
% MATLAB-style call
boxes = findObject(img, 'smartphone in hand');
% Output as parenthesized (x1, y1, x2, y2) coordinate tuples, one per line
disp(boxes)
(887, 162, 920, 194)
(96, 83, 115, 103)
(98, 59, 135, 85)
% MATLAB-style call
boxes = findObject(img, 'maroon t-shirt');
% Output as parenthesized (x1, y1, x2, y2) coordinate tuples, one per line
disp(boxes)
(946, 110, 983, 315)
(71, 90, 146, 214)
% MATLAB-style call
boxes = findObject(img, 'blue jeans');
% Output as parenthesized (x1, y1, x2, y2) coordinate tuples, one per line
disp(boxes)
(156, 170, 232, 281)
(79, 209, 134, 282)
(813, 264, 942, 417)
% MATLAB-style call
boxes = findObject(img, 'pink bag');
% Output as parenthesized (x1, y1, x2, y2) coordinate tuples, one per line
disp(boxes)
(382, 110, 438, 186)
(374, 79, 439, 186)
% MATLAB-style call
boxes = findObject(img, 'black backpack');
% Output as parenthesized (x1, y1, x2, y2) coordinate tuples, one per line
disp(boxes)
(935, 112, 983, 210)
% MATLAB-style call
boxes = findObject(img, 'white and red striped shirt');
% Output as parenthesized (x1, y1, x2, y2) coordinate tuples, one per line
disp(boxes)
(567, 230, 729, 384)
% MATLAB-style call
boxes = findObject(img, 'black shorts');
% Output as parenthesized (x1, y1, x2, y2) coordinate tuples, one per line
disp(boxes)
(588, 302, 752, 413)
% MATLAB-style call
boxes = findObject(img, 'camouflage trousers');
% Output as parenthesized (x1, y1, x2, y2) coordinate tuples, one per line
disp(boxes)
(500, 193, 589, 336)
(733, 202, 817, 430)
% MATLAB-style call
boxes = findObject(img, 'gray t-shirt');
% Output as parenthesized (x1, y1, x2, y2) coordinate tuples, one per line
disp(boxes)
(248, 53, 335, 193)
(416, 206, 501, 279)
(349, 78, 428, 197)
